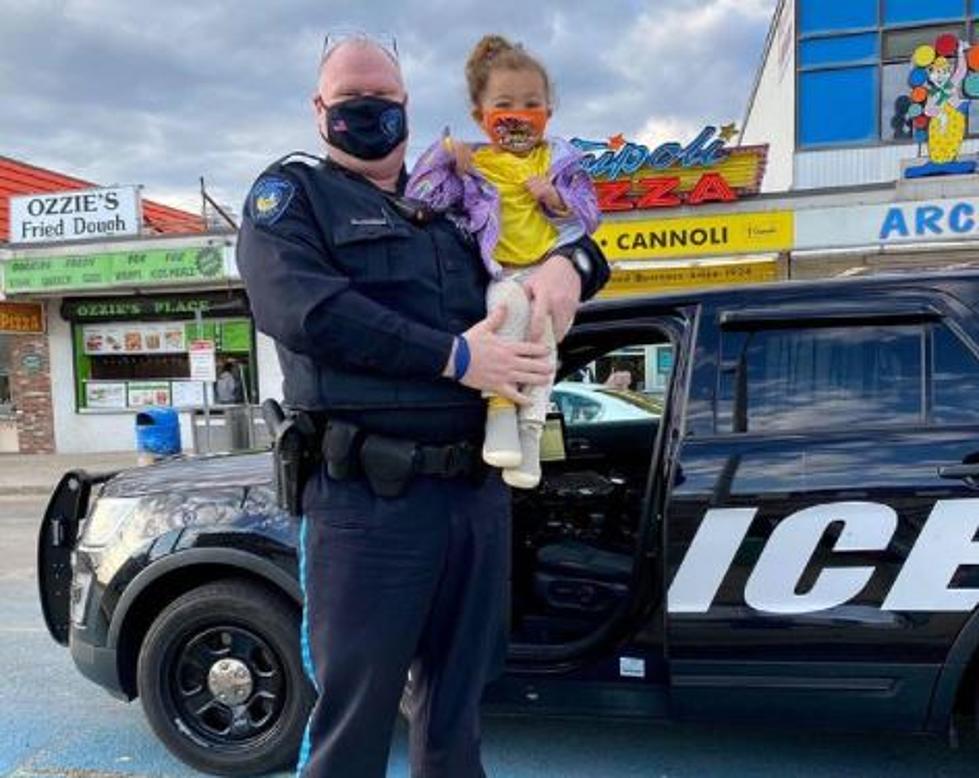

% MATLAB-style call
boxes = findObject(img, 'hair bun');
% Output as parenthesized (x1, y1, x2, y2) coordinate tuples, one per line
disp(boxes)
(464, 33, 549, 108)
(467, 35, 513, 73)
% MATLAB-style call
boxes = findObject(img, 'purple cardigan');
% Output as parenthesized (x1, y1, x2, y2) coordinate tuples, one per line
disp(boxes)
(406, 134, 600, 279)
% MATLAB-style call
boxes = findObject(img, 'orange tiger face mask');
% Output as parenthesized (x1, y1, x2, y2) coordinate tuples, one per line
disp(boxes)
(481, 108, 549, 154)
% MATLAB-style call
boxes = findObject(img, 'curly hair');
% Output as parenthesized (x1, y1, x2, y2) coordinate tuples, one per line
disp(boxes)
(465, 34, 552, 107)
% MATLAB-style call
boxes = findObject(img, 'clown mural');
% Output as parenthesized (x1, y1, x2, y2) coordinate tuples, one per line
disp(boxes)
(905, 34, 979, 178)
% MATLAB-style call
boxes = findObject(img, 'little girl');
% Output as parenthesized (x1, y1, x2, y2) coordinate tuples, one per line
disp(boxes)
(408, 34, 600, 489)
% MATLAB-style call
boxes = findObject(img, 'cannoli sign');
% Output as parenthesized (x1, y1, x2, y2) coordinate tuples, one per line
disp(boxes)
(571, 125, 768, 212)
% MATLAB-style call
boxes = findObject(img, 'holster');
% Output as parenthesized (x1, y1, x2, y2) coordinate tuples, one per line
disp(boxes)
(262, 399, 318, 516)
(323, 419, 484, 500)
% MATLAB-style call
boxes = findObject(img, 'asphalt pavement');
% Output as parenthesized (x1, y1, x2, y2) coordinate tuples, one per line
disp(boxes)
(3, 492, 979, 777)
(0, 453, 140, 497)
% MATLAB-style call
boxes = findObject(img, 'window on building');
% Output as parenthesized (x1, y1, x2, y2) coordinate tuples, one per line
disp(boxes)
(799, 0, 878, 36)
(882, 63, 916, 140)
(800, 67, 879, 146)
(884, 0, 966, 26)
(882, 23, 966, 59)
(799, 33, 879, 68)
(0, 336, 12, 415)
(718, 325, 923, 433)
(797, 1, 979, 148)
(75, 317, 256, 411)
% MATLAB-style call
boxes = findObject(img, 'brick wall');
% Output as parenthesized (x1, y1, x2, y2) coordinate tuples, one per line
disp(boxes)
(9, 333, 55, 454)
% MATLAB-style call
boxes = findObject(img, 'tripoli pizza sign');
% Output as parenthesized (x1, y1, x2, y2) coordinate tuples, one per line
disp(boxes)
(571, 125, 769, 212)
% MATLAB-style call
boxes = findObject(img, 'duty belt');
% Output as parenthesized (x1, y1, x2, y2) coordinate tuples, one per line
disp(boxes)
(322, 418, 485, 498)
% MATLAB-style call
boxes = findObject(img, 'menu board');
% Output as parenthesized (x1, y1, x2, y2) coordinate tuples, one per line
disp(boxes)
(84, 322, 186, 355)
(85, 382, 127, 410)
(221, 320, 251, 351)
(171, 381, 213, 408)
(127, 382, 171, 408)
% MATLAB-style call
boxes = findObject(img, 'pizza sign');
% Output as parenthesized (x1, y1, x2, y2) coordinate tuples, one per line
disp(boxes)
(571, 125, 769, 212)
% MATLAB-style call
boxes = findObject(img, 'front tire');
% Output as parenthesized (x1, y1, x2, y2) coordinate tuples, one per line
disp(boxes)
(136, 578, 314, 776)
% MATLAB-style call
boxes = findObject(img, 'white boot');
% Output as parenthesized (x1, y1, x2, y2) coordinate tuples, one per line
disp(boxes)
(482, 278, 531, 469)
(483, 396, 522, 468)
(503, 422, 542, 489)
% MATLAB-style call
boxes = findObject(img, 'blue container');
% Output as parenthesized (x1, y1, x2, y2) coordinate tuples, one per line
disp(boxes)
(135, 407, 181, 457)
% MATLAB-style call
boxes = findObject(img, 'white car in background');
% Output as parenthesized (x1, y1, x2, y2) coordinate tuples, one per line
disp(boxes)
(550, 382, 663, 425)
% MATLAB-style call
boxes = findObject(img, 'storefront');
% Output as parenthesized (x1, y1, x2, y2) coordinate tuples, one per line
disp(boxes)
(61, 290, 255, 413)
(585, 2, 979, 293)
(570, 125, 790, 299)
(733, 0, 979, 278)
(0, 300, 49, 453)
(1, 235, 283, 454)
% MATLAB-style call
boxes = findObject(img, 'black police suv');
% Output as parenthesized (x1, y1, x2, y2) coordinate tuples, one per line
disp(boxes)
(38, 270, 979, 775)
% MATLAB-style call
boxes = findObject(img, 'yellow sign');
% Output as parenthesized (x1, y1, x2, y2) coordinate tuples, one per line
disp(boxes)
(600, 260, 779, 299)
(0, 301, 45, 334)
(595, 211, 794, 261)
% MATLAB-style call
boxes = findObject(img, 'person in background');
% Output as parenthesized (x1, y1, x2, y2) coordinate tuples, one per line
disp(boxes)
(215, 360, 241, 404)
(604, 369, 633, 391)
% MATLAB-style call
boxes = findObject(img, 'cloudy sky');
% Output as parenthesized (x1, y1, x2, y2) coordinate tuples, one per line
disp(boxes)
(1, 0, 777, 216)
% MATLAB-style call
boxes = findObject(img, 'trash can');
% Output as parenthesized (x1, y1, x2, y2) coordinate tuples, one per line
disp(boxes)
(135, 407, 181, 465)
(225, 406, 252, 451)
(192, 406, 253, 454)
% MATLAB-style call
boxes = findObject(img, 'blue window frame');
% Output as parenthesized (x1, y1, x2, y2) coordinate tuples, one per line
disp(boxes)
(798, 0, 878, 35)
(795, 1, 979, 148)
(799, 67, 879, 146)
(884, 0, 966, 26)
(799, 33, 880, 68)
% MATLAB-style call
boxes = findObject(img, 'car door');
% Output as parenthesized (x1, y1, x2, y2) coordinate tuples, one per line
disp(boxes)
(664, 289, 979, 730)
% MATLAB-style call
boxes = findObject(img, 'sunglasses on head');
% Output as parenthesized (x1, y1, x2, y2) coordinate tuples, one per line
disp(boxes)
(321, 29, 399, 63)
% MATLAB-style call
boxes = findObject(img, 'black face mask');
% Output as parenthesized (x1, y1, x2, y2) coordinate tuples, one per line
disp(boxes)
(324, 96, 407, 161)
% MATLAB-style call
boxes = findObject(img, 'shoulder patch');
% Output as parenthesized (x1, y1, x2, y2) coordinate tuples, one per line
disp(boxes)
(249, 175, 296, 225)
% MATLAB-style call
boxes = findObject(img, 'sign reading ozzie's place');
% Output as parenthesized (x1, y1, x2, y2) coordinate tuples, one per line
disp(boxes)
(9, 186, 142, 245)
(595, 211, 794, 261)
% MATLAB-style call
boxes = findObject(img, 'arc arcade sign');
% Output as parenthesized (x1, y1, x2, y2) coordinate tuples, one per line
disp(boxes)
(571, 125, 769, 212)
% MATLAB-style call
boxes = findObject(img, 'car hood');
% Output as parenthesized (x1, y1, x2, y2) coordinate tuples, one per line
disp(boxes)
(99, 451, 273, 498)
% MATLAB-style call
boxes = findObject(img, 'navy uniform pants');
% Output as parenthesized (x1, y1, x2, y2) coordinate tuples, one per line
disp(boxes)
(296, 465, 510, 778)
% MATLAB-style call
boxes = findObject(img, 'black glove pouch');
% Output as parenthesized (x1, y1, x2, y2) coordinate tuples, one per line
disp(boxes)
(359, 434, 418, 499)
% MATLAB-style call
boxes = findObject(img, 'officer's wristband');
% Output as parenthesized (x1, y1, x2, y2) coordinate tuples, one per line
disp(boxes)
(453, 336, 471, 381)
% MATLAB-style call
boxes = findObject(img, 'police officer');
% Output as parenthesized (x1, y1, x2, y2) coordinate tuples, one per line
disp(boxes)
(236, 35, 609, 778)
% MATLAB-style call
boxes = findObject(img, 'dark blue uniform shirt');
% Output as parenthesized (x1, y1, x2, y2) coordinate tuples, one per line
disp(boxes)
(237, 156, 489, 443)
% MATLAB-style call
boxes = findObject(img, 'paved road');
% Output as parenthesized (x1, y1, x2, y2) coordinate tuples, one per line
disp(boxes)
(3, 494, 979, 777)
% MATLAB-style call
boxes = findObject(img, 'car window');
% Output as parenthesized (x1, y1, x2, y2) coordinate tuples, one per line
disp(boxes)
(719, 325, 923, 433)
(933, 325, 979, 426)
(592, 387, 664, 415)
(551, 389, 603, 425)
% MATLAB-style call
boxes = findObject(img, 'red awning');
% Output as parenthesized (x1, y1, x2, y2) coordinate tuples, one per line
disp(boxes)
(0, 155, 205, 241)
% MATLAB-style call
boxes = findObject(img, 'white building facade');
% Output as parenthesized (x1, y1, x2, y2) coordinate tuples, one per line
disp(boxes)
(744, 0, 979, 191)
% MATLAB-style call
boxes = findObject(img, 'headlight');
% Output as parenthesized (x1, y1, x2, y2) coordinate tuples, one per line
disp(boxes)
(78, 498, 139, 548)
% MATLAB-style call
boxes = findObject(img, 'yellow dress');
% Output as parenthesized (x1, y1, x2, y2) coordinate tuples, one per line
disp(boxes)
(928, 102, 966, 164)
(471, 144, 558, 267)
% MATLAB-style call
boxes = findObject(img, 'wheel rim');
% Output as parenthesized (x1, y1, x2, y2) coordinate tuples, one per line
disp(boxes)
(164, 624, 288, 750)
